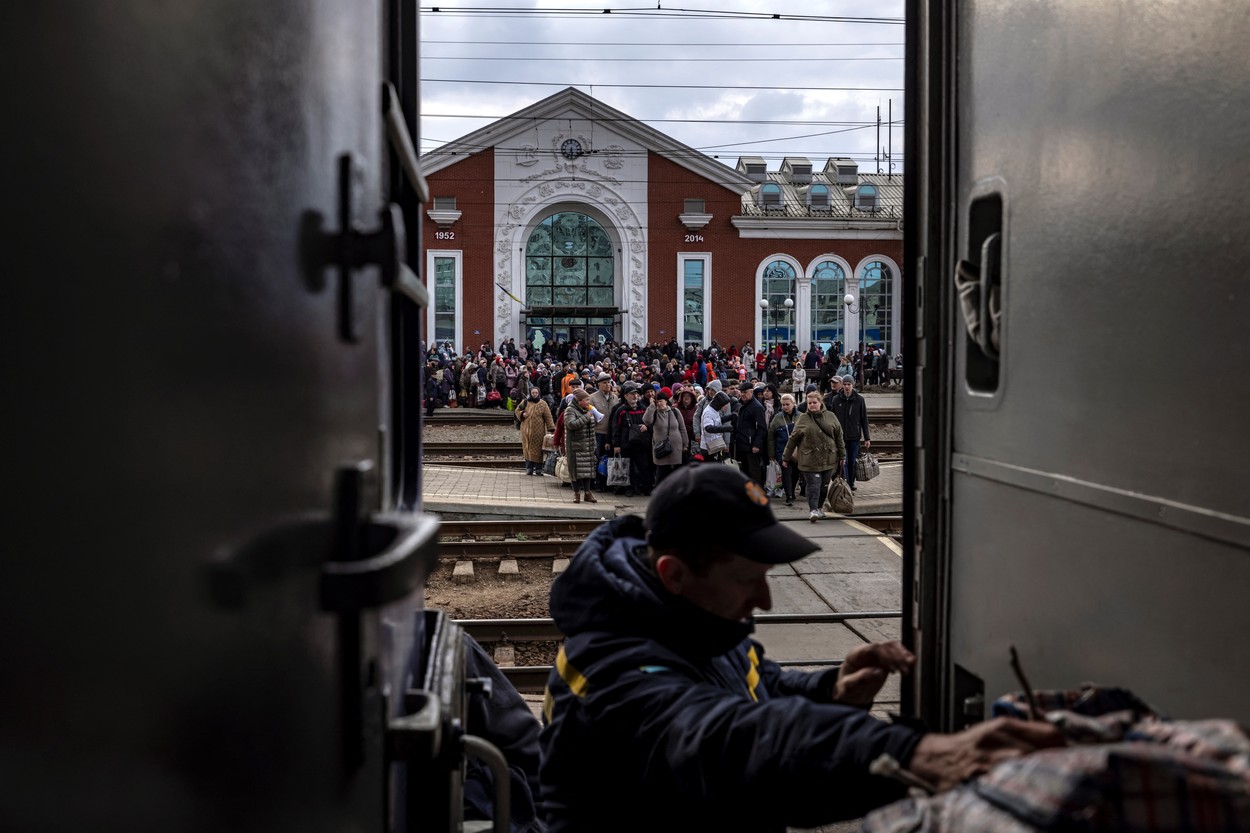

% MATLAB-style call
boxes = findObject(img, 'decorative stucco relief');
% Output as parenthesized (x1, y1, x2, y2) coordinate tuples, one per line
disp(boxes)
(497, 171, 647, 345)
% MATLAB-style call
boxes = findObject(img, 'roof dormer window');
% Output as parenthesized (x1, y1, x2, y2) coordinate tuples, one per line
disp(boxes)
(854, 184, 878, 212)
(809, 184, 830, 209)
(760, 183, 782, 208)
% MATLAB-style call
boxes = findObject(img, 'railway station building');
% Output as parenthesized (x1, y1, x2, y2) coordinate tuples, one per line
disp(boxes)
(419, 87, 903, 357)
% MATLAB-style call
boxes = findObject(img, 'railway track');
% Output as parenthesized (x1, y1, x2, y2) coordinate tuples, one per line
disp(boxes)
(427, 408, 903, 425)
(437, 515, 903, 560)
(425, 439, 904, 458)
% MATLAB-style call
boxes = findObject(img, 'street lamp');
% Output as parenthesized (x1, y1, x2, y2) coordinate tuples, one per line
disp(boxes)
(844, 292, 864, 388)
(783, 297, 794, 362)
(758, 297, 770, 353)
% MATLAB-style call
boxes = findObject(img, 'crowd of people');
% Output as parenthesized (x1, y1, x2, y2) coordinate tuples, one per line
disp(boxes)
(425, 336, 889, 515)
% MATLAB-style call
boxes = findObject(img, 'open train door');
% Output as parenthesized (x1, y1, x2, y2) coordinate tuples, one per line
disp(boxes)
(0, 3, 471, 831)
(906, 0, 1250, 730)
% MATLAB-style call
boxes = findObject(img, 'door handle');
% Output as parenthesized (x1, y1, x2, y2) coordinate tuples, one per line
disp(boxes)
(955, 188, 1005, 393)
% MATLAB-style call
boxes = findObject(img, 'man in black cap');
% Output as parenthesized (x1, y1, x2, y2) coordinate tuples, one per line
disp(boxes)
(539, 464, 1061, 833)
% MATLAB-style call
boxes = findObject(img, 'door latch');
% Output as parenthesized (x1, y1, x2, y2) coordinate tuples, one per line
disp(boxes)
(301, 154, 427, 343)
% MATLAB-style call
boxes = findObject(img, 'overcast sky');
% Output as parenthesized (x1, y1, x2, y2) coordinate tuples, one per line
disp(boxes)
(419, 0, 905, 173)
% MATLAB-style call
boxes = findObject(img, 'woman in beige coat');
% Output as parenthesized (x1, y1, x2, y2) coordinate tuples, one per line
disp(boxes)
(782, 390, 846, 521)
(642, 387, 689, 487)
(515, 386, 555, 475)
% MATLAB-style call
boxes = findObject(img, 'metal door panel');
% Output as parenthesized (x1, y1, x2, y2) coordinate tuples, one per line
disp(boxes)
(952, 0, 1250, 517)
(1, 2, 411, 830)
(950, 470, 1250, 722)
(910, 0, 1250, 728)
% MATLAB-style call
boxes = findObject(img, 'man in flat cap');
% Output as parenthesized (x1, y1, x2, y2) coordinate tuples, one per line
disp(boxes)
(539, 464, 1062, 833)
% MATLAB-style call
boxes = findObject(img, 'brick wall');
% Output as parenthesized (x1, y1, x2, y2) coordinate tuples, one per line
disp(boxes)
(647, 152, 901, 349)
(422, 148, 494, 350)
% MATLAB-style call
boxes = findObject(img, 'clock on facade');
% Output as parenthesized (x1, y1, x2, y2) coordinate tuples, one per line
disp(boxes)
(560, 139, 583, 160)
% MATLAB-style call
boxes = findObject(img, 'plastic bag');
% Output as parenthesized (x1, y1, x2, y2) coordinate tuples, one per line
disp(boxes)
(543, 451, 557, 476)
(607, 455, 631, 487)
(555, 454, 571, 483)
(765, 460, 783, 496)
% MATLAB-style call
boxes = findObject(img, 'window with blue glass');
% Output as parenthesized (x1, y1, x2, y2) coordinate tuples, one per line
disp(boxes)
(811, 260, 846, 348)
(433, 256, 457, 344)
(859, 261, 893, 349)
(682, 258, 705, 345)
(762, 260, 796, 348)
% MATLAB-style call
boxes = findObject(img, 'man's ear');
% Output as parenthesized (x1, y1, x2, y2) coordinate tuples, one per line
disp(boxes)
(654, 553, 687, 595)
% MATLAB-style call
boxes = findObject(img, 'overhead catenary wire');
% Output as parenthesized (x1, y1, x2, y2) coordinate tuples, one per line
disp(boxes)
(423, 78, 905, 92)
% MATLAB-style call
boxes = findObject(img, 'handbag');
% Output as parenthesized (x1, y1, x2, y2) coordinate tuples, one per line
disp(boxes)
(823, 475, 855, 515)
(554, 454, 571, 483)
(653, 436, 673, 458)
(704, 432, 728, 455)
(856, 451, 880, 482)
(606, 455, 631, 487)
(543, 450, 557, 476)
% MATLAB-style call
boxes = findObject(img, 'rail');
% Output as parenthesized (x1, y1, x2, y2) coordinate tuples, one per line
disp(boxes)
(457, 610, 902, 643)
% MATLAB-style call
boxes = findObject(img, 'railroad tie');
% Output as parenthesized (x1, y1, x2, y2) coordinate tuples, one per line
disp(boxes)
(498, 558, 520, 580)
(493, 645, 516, 667)
(452, 560, 475, 584)
(552, 557, 571, 577)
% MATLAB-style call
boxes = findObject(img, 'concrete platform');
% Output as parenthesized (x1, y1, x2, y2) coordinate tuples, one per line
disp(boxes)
(422, 459, 901, 520)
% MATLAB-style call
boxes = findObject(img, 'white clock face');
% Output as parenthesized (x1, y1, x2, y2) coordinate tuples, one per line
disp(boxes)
(561, 139, 583, 160)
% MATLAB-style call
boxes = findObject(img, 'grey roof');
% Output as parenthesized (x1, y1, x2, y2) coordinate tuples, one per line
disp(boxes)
(738, 169, 903, 222)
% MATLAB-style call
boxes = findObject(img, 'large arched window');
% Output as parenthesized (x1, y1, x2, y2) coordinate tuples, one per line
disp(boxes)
(525, 212, 615, 308)
(859, 260, 893, 350)
(811, 260, 846, 349)
(761, 260, 796, 349)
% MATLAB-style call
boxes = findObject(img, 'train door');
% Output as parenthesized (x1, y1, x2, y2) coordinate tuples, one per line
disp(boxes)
(907, 0, 1250, 729)
(2, 2, 448, 830)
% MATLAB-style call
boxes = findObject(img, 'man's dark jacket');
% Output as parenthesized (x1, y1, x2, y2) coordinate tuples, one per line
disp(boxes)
(828, 389, 871, 443)
(539, 516, 921, 833)
(733, 394, 769, 455)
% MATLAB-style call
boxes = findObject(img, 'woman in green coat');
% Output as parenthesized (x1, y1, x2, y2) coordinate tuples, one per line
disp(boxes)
(782, 390, 846, 521)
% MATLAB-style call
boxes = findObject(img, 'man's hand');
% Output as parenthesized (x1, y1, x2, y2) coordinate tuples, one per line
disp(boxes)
(751, 446, 760, 454)
(864, 439, 871, 448)
(833, 641, 915, 706)
(909, 718, 1065, 791)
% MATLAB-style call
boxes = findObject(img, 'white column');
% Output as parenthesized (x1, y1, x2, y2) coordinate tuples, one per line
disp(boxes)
(795, 276, 812, 349)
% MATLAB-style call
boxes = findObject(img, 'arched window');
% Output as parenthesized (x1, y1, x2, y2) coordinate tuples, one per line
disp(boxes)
(761, 260, 796, 349)
(809, 184, 830, 209)
(760, 183, 782, 207)
(525, 212, 615, 308)
(858, 261, 893, 350)
(811, 260, 846, 349)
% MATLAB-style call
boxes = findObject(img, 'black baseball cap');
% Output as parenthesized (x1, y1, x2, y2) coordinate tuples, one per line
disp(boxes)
(645, 465, 819, 564)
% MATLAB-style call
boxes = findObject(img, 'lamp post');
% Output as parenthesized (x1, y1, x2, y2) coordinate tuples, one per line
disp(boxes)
(844, 292, 864, 388)
(783, 297, 794, 364)
(758, 297, 770, 355)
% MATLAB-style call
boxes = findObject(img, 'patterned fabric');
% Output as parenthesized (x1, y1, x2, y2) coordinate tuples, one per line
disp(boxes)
(862, 687, 1250, 833)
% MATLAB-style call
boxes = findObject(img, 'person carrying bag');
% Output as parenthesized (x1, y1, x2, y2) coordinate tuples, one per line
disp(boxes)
(781, 390, 846, 522)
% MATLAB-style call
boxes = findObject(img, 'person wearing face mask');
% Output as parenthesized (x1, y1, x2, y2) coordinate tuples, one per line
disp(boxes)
(516, 385, 555, 476)
(767, 393, 800, 505)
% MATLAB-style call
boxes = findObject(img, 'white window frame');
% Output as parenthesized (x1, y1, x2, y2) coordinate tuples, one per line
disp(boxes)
(677, 252, 711, 347)
(755, 254, 802, 351)
(426, 249, 463, 354)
